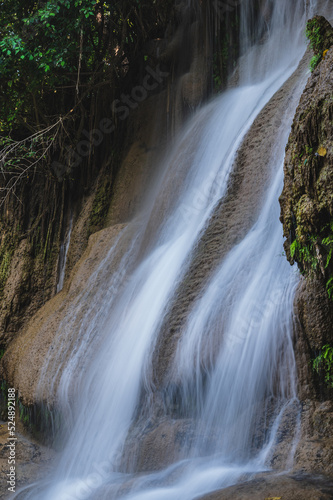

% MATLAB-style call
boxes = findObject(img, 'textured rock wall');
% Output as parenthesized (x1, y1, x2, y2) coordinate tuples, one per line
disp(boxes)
(280, 15, 333, 478)
(280, 16, 333, 392)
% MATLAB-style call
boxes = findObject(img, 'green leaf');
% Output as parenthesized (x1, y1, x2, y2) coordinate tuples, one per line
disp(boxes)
(290, 240, 298, 259)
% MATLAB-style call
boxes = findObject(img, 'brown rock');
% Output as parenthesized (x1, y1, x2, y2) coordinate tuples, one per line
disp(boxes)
(198, 473, 333, 500)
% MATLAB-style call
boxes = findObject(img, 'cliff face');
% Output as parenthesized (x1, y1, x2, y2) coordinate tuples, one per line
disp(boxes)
(280, 16, 333, 386)
(280, 15, 333, 477)
(280, 17, 333, 276)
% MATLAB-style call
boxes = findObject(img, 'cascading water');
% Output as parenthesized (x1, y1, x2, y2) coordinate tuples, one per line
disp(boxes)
(56, 214, 73, 294)
(14, 0, 333, 499)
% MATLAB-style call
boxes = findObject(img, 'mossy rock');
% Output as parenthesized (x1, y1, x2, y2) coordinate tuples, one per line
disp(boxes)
(306, 16, 333, 71)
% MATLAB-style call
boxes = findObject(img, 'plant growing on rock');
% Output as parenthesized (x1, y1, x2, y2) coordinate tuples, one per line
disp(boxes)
(306, 16, 333, 71)
(313, 344, 333, 389)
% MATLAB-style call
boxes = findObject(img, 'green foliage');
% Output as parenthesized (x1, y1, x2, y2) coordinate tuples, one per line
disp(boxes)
(290, 218, 333, 301)
(310, 54, 322, 72)
(320, 222, 333, 298)
(322, 232, 333, 269)
(0, 0, 173, 133)
(289, 237, 318, 271)
(313, 344, 333, 388)
(306, 18, 323, 52)
(306, 18, 324, 71)
(0, 0, 103, 130)
(290, 239, 298, 260)
(326, 276, 333, 299)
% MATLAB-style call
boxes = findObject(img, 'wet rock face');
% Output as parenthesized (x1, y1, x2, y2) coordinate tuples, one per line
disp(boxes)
(198, 473, 333, 500)
(280, 17, 333, 270)
(0, 423, 56, 499)
(279, 17, 333, 396)
(306, 15, 333, 59)
(279, 16, 333, 477)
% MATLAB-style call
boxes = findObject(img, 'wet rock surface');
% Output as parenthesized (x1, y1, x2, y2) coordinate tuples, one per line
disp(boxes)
(198, 473, 333, 500)
(0, 421, 56, 500)
(279, 15, 333, 479)
(1, 223, 127, 406)
(153, 50, 311, 386)
(280, 34, 333, 271)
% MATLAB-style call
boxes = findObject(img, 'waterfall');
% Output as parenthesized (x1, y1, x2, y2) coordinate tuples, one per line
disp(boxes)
(14, 1, 333, 499)
(56, 213, 73, 294)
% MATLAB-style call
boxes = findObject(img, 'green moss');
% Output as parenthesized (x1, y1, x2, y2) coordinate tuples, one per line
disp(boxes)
(310, 54, 322, 72)
(306, 18, 324, 55)
(289, 219, 333, 300)
(290, 236, 319, 274)
(88, 177, 112, 236)
(0, 232, 18, 296)
(313, 344, 333, 389)
(306, 16, 333, 71)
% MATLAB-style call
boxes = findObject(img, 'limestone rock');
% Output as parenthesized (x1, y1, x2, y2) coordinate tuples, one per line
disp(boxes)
(279, 18, 333, 401)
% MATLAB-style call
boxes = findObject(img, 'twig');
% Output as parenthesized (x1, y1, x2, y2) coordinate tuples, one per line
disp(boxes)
(76, 27, 84, 98)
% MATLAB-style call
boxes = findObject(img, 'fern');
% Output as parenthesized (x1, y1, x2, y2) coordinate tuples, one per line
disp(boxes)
(313, 344, 333, 388)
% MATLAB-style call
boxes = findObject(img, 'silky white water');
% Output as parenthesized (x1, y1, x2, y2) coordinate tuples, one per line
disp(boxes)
(14, 1, 333, 499)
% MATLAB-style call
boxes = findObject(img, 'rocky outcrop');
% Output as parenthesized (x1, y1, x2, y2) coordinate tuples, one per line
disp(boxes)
(1, 223, 128, 407)
(0, 422, 55, 499)
(280, 16, 333, 273)
(280, 16, 333, 392)
(199, 473, 333, 500)
(279, 15, 333, 479)
(307, 15, 333, 68)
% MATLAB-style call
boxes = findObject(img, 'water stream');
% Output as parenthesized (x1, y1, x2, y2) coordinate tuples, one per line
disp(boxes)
(15, 1, 333, 499)
(56, 213, 73, 294)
